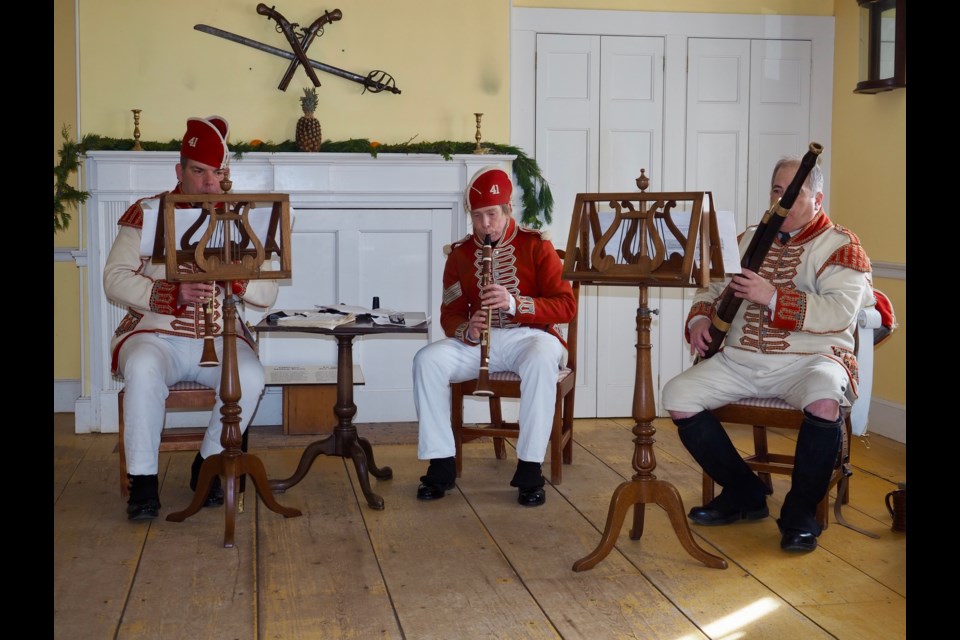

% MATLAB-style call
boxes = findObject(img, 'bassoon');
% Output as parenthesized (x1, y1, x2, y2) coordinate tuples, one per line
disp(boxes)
(473, 235, 495, 397)
(702, 142, 823, 359)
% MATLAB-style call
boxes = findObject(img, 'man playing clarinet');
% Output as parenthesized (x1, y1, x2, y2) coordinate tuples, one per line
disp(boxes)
(103, 116, 278, 520)
(661, 155, 875, 553)
(412, 166, 577, 507)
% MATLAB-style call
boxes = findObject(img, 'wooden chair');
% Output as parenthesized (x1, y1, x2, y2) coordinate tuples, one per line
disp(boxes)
(451, 250, 580, 485)
(705, 399, 853, 531)
(118, 381, 216, 498)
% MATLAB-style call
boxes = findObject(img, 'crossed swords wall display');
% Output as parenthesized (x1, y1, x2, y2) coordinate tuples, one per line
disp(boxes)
(195, 3, 401, 94)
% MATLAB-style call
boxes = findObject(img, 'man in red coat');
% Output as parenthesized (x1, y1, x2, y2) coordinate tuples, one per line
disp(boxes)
(412, 167, 577, 506)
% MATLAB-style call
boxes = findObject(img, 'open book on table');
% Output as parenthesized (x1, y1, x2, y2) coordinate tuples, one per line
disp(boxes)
(266, 310, 356, 329)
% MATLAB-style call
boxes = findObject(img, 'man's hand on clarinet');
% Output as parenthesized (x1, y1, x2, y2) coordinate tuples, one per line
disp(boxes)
(480, 283, 511, 311)
(729, 269, 775, 306)
(467, 309, 488, 342)
(179, 282, 216, 306)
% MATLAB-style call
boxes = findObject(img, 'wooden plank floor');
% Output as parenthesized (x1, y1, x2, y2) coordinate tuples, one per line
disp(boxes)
(53, 414, 907, 639)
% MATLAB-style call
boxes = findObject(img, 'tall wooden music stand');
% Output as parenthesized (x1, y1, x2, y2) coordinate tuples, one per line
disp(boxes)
(156, 192, 302, 547)
(562, 176, 729, 571)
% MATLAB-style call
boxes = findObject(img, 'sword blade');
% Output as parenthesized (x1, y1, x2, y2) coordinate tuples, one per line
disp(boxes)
(194, 24, 370, 87)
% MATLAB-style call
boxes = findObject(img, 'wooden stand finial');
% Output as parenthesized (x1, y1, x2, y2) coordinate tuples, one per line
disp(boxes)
(636, 168, 649, 192)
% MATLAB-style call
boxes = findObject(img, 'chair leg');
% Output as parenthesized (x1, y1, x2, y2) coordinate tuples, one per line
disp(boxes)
(452, 384, 465, 478)
(816, 495, 829, 530)
(562, 390, 574, 465)
(752, 425, 774, 493)
(118, 392, 129, 499)
(489, 398, 507, 460)
(702, 473, 716, 505)
(549, 392, 563, 485)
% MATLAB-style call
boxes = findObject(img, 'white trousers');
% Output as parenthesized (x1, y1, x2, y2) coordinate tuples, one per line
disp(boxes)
(413, 327, 567, 463)
(661, 350, 854, 414)
(117, 333, 266, 475)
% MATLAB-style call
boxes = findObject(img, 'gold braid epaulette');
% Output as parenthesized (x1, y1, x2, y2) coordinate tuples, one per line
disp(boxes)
(819, 227, 871, 275)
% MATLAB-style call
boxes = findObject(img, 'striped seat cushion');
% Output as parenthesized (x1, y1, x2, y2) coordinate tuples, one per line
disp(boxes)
(166, 381, 216, 392)
(725, 397, 795, 410)
(486, 368, 573, 383)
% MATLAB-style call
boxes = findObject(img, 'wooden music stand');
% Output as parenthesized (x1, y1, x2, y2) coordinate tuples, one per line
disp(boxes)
(562, 177, 728, 571)
(157, 192, 302, 547)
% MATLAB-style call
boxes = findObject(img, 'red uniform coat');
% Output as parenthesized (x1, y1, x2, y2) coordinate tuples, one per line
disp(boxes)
(440, 218, 576, 346)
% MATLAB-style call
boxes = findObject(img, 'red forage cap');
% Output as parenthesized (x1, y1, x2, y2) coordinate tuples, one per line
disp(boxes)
(466, 166, 513, 211)
(180, 116, 230, 169)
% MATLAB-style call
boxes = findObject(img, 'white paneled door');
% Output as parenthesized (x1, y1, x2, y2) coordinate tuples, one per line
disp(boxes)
(536, 33, 665, 418)
(534, 33, 812, 418)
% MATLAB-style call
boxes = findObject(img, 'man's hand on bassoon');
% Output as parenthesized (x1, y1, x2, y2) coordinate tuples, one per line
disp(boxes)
(729, 268, 776, 307)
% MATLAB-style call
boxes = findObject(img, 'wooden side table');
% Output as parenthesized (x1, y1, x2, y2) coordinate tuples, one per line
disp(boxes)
(255, 317, 428, 509)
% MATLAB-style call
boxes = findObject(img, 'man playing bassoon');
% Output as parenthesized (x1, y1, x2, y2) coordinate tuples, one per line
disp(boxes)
(661, 156, 876, 552)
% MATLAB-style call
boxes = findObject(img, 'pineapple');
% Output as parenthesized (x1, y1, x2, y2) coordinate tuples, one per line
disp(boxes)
(296, 87, 322, 152)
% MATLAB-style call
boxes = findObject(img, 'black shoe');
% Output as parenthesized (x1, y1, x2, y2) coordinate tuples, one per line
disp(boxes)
(127, 498, 161, 520)
(202, 475, 224, 508)
(416, 480, 456, 501)
(191, 453, 224, 507)
(688, 494, 769, 526)
(778, 520, 818, 552)
(517, 486, 546, 507)
(127, 474, 161, 521)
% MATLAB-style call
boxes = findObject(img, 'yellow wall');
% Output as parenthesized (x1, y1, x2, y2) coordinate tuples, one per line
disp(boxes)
(53, 0, 906, 408)
(829, 1, 906, 404)
(75, 0, 511, 144)
(54, 0, 81, 381)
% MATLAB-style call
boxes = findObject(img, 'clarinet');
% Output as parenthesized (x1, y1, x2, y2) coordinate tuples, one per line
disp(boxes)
(702, 142, 823, 359)
(199, 292, 219, 367)
(473, 235, 495, 397)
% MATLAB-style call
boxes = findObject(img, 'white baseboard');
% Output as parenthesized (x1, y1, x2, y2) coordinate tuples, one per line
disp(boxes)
(865, 398, 906, 444)
(54, 379, 82, 414)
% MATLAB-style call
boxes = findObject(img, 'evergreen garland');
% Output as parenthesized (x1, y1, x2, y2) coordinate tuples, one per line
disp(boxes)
(54, 134, 554, 231)
(53, 126, 91, 232)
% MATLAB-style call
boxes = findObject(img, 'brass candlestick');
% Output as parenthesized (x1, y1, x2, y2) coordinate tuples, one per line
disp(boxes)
(473, 113, 487, 154)
(131, 109, 143, 151)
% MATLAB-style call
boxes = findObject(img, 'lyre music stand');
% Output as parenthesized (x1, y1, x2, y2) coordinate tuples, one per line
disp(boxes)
(562, 176, 728, 571)
(156, 192, 302, 547)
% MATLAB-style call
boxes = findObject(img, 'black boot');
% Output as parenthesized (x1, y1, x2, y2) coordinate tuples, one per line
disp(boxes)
(127, 474, 161, 520)
(416, 456, 456, 501)
(778, 411, 842, 552)
(190, 452, 224, 508)
(511, 460, 546, 507)
(676, 411, 770, 525)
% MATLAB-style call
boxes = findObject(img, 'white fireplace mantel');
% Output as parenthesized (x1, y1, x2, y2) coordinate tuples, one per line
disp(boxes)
(76, 151, 515, 433)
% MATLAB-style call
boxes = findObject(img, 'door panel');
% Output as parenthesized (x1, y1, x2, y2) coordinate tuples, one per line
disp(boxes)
(596, 36, 665, 417)
(536, 33, 601, 417)
(534, 33, 811, 419)
(749, 39, 813, 226)
(538, 34, 664, 418)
